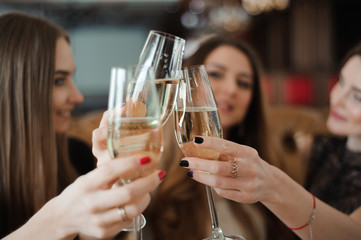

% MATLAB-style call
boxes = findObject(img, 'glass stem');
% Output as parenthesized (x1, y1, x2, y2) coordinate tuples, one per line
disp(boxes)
(206, 185, 225, 240)
(133, 215, 142, 240)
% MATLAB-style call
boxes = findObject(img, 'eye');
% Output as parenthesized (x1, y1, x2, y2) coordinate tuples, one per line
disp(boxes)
(54, 77, 65, 86)
(236, 79, 252, 89)
(207, 71, 222, 80)
(351, 91, 361, 102)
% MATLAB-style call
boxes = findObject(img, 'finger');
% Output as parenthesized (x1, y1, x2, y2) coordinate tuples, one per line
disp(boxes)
(83, 195, 150, 238)
(193, 136, 259, 158)
(81, 214, 129, 239)
(82, 169, 165, 211)
(119, 192, 151, 219)
(213, 187, 253, 203)
(94, 193, 150, 224)
(180, 157, 235, 177)
(190, 170, 240, 190)
(98, 110, 109, 128)
(80, 155, 156, 191)
(92, 127, 110, 166)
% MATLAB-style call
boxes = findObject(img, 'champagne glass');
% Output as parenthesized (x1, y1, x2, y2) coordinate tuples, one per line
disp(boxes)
(174, 65, 246, 240)
(137, 30, 185, 125)
(107, 65, 162, 240)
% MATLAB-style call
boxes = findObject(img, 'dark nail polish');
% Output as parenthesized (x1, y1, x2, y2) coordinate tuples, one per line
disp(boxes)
(187, 171, 193, 177)
(194, 137, 204, 144)
(179, 160, 189, 167)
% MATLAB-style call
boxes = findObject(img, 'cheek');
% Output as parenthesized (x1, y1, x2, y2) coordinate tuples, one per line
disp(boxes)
(348, 107, 361, 124)
(236, 91, 252, 115)
(52, 89, 65, 109)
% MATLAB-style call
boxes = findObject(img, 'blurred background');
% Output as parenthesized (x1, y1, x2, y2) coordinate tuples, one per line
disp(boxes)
(1, 0, 361, 113)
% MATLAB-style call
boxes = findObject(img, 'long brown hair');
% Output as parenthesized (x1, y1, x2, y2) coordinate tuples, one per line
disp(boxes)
(184, 36, 276, 164)
(147, 36, 293, 240)
(340, 41, 361, 69)
(0, 12, 77, 236)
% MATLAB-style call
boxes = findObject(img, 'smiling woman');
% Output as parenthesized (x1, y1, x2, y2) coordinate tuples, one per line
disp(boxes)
(53, 37, 84, 133)
(0, 11, 165, 240)
(145, 36, 298, 240)
(175, 41, 361, 240)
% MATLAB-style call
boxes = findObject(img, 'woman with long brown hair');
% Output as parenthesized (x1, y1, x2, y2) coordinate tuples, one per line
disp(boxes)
(144, 36, 296, 239)
(91, 35, 298, 239)
(178, 41, 361, 239)
(0, 12, 165, 239)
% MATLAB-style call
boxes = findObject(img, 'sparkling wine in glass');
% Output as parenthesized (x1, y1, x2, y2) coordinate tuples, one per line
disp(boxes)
(107, 65, 162, 240)
(137, 30, 185, 125)
(174, 65, 246, 240)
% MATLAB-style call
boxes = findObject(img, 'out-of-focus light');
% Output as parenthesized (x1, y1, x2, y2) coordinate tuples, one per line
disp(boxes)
(273, 0, 289, 10)
(242, 0, 262, 15)
(189, 0, 205, 14)
(181, 11, 199, 28)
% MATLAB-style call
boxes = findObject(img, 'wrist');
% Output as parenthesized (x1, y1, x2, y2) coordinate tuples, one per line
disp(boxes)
(28, 197, 75, 240)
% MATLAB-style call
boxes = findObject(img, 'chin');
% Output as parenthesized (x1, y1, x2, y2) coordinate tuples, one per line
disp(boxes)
(54, 122, 69, 133)
(327, 120, 347, 136)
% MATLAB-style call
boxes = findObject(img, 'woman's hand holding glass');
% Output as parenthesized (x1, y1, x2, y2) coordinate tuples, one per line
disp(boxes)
(19, 154, 164, 240)
(177, 136, 276, 204)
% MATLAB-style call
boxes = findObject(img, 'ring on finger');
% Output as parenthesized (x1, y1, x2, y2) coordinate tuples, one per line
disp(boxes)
(231, 160, 238, 178)
(119, 206, 129, 222)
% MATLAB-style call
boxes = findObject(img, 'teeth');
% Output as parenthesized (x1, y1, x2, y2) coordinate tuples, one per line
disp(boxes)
(58, 111, 70, 117)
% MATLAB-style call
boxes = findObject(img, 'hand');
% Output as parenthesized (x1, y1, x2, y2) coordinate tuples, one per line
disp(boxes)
(92, 110, 110, 167)
(29, 155, 165, 239)
(178, 136, 278, 205)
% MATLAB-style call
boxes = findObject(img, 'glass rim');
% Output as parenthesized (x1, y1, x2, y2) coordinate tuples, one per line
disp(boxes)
(149, 30, 185, 43)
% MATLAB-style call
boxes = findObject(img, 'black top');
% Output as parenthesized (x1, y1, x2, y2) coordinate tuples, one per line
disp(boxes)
(68, 137, 95, 175)
(305, 135, 361, 214)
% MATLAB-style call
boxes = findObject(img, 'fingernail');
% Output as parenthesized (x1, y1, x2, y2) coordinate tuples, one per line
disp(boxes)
(158, 171, 166, 180)
(187, 171, 193, 177)
(194, 137, 204, 144)
(179, 160, 189, 167)
(140, 156, 151, 165)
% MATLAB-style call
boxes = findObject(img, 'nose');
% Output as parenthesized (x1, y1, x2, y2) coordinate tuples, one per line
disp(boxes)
(221, 75, 238, 95)
(69, 82, 84, 104)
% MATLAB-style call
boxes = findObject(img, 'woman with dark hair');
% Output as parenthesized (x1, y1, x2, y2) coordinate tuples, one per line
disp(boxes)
(0, 12, 165, 239)
(143, 36, 295, 239)
(92, 35, 286, 240)
(178, 41, 361, 239)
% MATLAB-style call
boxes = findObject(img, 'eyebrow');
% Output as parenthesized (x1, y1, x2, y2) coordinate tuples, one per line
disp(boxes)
(55, 70, 70, 75)
(339, 74, 361, 93)
(207, 63, 253, 80)
(55, 68, 77, 75)
(351, 86, 361, 93)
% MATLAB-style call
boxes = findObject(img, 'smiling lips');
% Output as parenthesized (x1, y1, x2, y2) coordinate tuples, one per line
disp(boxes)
(217, 101, 234, 113)
(56, 110, 71, 120)
(331, 110, 347, 121)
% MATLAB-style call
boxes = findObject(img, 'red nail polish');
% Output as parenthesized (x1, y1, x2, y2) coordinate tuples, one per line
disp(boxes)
(140, 156, 151, 165)
(158, 171, 166, 180)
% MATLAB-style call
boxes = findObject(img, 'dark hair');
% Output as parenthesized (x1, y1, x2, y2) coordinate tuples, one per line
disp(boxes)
(147, 35, 292, 240)
(340, 41, 361, 70)
(0, 12, 76, 236)
(184, 36, 275, 164)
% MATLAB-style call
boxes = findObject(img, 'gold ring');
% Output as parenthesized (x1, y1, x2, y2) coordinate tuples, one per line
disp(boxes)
(119, 206, 129, 222)
(231, 160, 238, 178)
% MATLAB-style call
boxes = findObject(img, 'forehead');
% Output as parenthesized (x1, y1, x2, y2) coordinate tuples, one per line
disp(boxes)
(341, 55, 361, 87)
(55, 37, 75, 71)
(204, 45, 252, 73)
